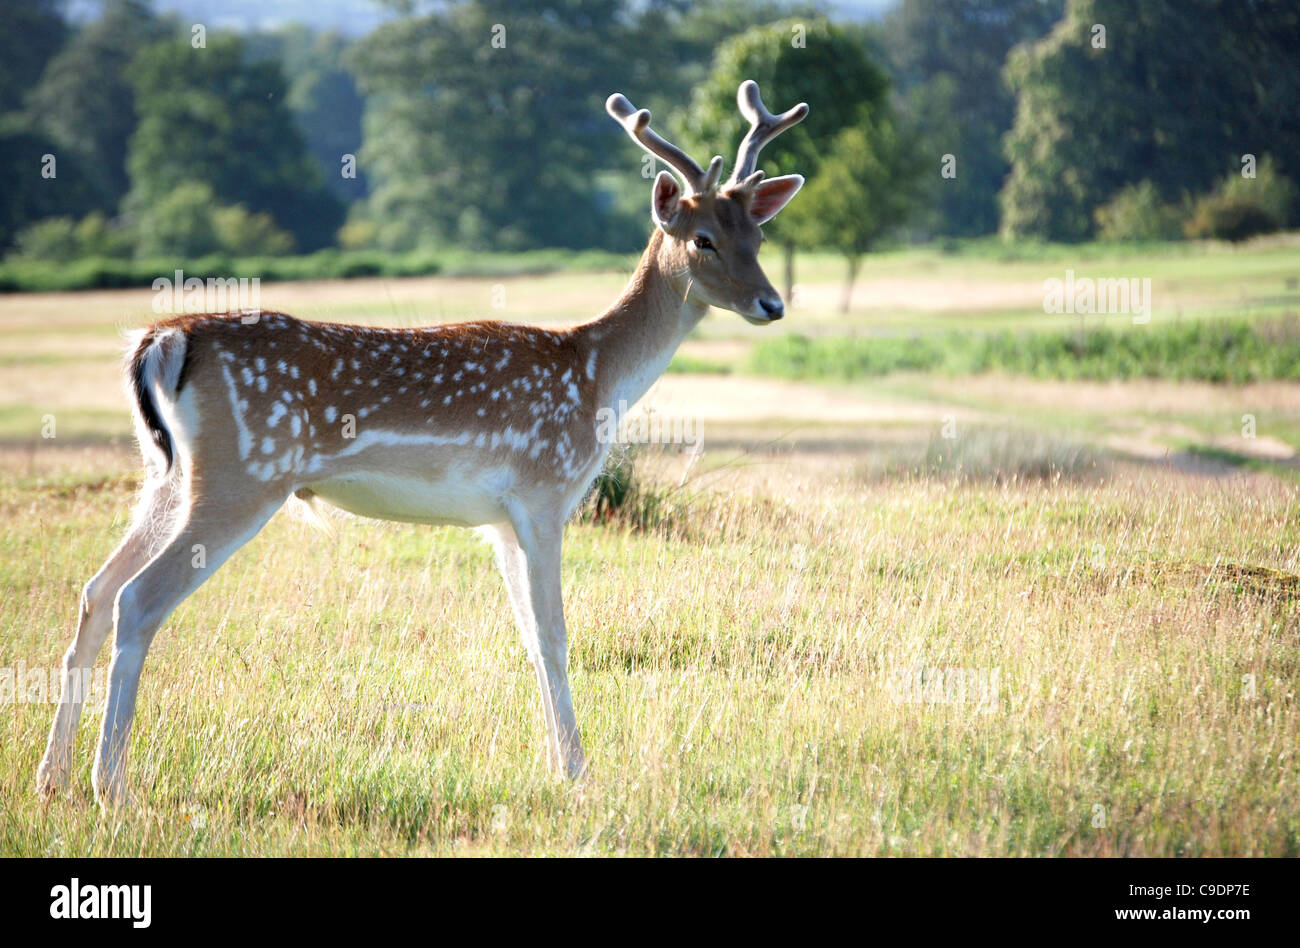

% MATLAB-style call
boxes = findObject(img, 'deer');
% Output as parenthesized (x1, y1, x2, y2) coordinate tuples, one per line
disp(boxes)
(35, 80, 808, 811)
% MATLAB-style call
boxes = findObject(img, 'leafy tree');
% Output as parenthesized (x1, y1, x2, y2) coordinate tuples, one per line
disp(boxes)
(793, 113, 923, 311)
(245, 26, 369, 201)
(24, 0, 170, 211)
(0, 0, 76, 249)
(350, 0, 645, 251)
(1001, 0, 1300, 241)
(0, 124, 101, 251)
(0, 0, 66, 116)
(133, 181, 294, 258)
(1093, 181, 1184, 241)
(880, 0, 1064, 237)
(1185, 156, 1296, 242)
(682, 18, 890, 301)
(124, 35, 343, 251)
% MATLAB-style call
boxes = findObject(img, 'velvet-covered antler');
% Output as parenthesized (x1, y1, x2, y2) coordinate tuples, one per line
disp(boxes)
(606, 93, 723, 196)
(727, 80, 809, 189)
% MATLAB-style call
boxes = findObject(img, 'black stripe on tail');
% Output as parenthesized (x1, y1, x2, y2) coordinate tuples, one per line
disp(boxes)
(130, 331, 174, 473)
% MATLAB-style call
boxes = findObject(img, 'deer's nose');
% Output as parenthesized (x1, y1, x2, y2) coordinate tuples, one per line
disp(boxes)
(759, 298, 784, 320)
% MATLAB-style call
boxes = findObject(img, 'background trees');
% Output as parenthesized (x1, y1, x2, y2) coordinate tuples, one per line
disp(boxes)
(1000, 0, 1300, 241)
(682, 18, 893, 300)
(794, 113, 923, 311)
(23, 0, 169, 213)
(880, 0, 1063, 238)
(0, 0, 1296, 270)
(124, 35, 342, 252)
(349, 0, 645, 252)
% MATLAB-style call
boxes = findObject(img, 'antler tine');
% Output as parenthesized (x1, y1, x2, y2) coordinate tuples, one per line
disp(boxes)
(607, 93, 720, 196)
(728, 79, 809, 186)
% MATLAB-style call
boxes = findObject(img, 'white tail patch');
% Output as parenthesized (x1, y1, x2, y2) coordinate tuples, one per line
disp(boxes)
(122, 327, 190, 475)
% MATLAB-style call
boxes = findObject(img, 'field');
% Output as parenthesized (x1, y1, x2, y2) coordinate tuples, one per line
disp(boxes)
(1, 239, 1299, 855)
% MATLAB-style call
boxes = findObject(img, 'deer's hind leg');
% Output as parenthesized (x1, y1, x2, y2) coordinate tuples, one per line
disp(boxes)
(36, 473, 183, 798)
(91, 470, 285, 811)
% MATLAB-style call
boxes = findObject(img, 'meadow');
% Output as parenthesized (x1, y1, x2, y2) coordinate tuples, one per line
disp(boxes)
(1, 238, 1298, 856)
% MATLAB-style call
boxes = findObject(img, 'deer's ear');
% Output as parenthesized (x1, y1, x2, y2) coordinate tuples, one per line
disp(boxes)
(748, 174, 804, 224)
(650, 170, 683, 231)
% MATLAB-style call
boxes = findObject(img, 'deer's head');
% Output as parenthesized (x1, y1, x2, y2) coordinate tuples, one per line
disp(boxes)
(607, 81, 808, 325)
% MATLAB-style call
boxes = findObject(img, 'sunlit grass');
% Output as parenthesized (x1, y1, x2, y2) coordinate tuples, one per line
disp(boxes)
(2, 451, 1297, 856)
(1, 241, 1298, 855)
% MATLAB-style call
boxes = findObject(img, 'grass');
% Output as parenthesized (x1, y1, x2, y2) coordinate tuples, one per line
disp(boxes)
(1, 448, 1297, 856)
(0, 246, 638, 293)
(2, 238, 1299, 856)
(748, 314, 1300, 384)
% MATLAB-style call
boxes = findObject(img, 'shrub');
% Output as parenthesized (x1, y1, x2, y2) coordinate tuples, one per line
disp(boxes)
(12, 217, 79, 261)
(12, 212, 133, 261)
(1185, 155, 1296, 241)
(134, 182, 295, 258)
(1093, 181, 1185, 241)
(1185, 196, 1282, 243)
(212, 205, 294, 256)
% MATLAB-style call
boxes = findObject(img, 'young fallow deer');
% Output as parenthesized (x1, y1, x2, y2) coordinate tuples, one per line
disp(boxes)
(36, 80, 808, 810)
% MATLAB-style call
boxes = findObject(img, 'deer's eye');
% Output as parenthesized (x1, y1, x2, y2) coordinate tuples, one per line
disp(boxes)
(693, 235, 716, 252)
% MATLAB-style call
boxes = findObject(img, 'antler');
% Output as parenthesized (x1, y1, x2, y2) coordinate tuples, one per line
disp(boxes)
(606, 93, 723, 196)
(728, 80, 809, 187)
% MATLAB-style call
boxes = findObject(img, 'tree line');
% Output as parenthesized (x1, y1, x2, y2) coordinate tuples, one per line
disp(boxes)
(1, 0, 1296, 294)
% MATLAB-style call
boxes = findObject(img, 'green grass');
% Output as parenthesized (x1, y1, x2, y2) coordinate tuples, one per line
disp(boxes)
(0, 247, 639, 293)
(2, 454, 1298, 856)
(748, 315, 1300, 384)
(2, 238, 1299, 856)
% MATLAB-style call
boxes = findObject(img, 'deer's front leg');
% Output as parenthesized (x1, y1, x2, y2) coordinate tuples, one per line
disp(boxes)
(506, 511, 585, 779)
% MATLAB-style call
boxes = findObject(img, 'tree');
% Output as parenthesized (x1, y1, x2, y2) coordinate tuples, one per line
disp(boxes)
(880, 0, 1063, 237)
(0, 0, 66, 117)
(349, 0, 645, 251)
(245, 26, 369, 202)
(794, 114, 923, 311)
(133, 182, 294, 258)
(1185, 156, 1296, 242)
(682, 18, 891, 301)
(0, 123, 101, 251)
(1001, 0, 1300, 241)
(0, 0, 75, 249)
(124, 35, 343, 251)
(23, 0, 170, 212)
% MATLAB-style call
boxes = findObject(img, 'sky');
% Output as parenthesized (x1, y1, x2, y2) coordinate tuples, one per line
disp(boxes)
(67, 0, 896, 35)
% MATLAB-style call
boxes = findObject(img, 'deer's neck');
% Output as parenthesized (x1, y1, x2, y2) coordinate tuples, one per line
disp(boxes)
(576, 229, 706, 414)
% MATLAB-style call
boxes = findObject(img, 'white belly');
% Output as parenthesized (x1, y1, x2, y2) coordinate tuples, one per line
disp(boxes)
(306, 469, 511, 527)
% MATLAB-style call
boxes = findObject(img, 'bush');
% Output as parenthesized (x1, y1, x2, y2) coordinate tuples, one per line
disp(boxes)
(1093, 181, 1185, 241)
(12, 212, 133, 261)
(1218, 155, 1296, 227)
(212, 205, 294, 256)
(134, 182, 295, 258)
(12, 217, 79, 261)
(1185, 196, 1281, 243)
(132, 182, 221, 257)
(1185, 155, 1296, 242)
(0, 244, 642, 293)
